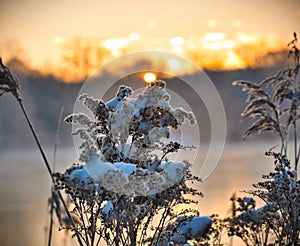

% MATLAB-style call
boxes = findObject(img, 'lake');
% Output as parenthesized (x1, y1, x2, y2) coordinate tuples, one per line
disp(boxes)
(0, 142, 279, 245)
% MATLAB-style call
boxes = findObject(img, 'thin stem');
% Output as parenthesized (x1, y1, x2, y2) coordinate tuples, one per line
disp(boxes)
(139, 211, 154, 244)
(48, 107, 64, 246)
(151, 199, 174, 246)
(90, 203, 96, 246)
(114, 197, 127, 246)
(294, 121, 297, 166)
(264, 227, 269, 246)
(296, 145, 300, 172)
(274, 109, 286, 155)
(128, 217, 136, 246)
(77, 199, 90, 245)
(17, 99, 84, 246)
(18, 100, 53, 177)
(48, 188, 55, 246)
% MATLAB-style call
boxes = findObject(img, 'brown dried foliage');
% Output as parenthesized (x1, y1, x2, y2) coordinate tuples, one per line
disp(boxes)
(0, 58, 22, 100)
(233, 33, 300, 158)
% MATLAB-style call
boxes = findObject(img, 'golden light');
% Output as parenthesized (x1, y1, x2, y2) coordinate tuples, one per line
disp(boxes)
(187, 42, 196, 50)
(172, 46, 184, 54)
(144, 72, 157, 83)
(169, 36, 185, 46)
(232, 20, 242, 28)
(201, 32, 235, 50)
(208, 19, 217, 27)
(168, 58, 180, 70)
(146, 20, 157, 29)
(129, 32, 140, 41)
(53, 36, 64, 45)
(224, 51, 246, 69)
(222, 40, 234, 49)
(102, 38, 128, 50)
(169, 36, 185, 54)
(238, 33, 252, 43)
(112, 49, 120, 57)
(205, 32, 225, 42)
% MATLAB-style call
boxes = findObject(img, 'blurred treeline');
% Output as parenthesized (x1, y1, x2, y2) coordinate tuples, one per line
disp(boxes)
(0, 57, 284, 148)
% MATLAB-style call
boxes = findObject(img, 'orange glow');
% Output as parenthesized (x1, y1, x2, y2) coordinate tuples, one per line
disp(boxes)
(224, 51, 246, 69)
(129, 33, 139, 41)
(208, 19, 217, 27)
(205, 32, 225, 42)
(168, 58, 180, 70)
(238, 33, 252, 43)
(1, 0, 295, 82)
(53, 36, 64, 45)
(103, 38, 129, 50)
(201, 32, 235, 50)
(144, 72, 157, 83)
(169, 36, 185, 46)
(2, 30, 287, 82)
(169, 36, 185, 54)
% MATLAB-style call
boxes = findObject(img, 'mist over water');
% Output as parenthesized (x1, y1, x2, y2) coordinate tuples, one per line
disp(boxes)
(0, 142, 273, 246)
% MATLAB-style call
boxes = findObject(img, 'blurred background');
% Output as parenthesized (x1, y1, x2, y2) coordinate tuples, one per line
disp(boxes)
(0, 0, 299, 245)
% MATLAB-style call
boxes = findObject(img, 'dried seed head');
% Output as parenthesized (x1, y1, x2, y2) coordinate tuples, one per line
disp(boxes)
(0, 58, 22, 101)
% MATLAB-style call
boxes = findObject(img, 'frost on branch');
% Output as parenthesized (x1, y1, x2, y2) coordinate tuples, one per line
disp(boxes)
(226, 152, 300, 245)
(54, 80, 205, 245)
(156, 216, 211, 245)
(61, 80, 195, 194)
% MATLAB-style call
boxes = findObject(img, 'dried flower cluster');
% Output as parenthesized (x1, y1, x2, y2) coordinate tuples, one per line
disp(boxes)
(53, 80, 209, 245)
(225, 152, 300, 245)
(0, 58, 21, 101)
(233, 33, 300, 161)
(227, 33, 300, 246)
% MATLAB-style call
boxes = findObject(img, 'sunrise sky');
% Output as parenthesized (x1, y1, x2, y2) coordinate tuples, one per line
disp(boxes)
(1, 0, 300, 77)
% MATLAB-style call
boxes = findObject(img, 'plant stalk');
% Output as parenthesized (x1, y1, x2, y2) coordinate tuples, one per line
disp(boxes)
(17, 99, 84, 246)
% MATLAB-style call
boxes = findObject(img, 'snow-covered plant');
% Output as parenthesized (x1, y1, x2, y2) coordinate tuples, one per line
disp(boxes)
(232, 33, 300, 170)
(249, 152, 299, 244)
(54, 80, 210, 245)
(226, 152, 300, 245)
(226, 195, 278, 245)
(230, 33, 300, 245)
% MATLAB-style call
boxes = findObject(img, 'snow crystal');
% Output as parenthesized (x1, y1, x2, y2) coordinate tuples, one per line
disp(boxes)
(106, 97, 120, 109)
(70, 168, 91, 182)
(161, 161, 187, 184)
(170, 216, 211, 243)
(84, 155, 116, 182)
(245, 203, 275, 222)
(106, 85, 132, 110)
(158, 99, 170, 108)
(113, 162, 136, 175)
(243, 197, 254, 204)
(64, 113, 92, 126)
(102, 201, 114, 219)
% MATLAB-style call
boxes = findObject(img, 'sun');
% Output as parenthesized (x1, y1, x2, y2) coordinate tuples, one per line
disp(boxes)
(144, 72, 157, 83)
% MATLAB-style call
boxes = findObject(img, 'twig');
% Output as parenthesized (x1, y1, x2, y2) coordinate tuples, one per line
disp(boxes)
(19, 100, 84, 246)
(0, 58, 84, 246)
(151, 199, 174, 246)
(48, 107, 64, 246)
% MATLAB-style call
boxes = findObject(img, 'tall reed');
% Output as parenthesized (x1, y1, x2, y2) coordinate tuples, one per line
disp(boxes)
(0, 58, 84, 246)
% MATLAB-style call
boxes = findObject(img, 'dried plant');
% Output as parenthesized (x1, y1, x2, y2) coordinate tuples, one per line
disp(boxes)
(229, 33, 300, 245)
(53, 81, 210, 245)
(0, 58, 22, 100)
(233, 33, 300, 171)
(226, 195, 274, 245)
(0, 57, 212, 246)
(226, 152, 300, 245)
(0, 58, 85, 246)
